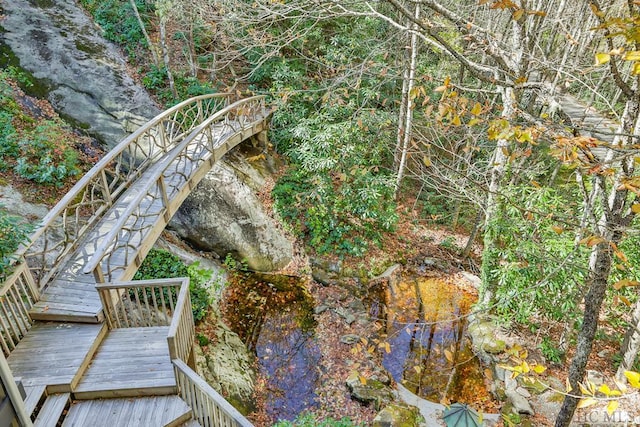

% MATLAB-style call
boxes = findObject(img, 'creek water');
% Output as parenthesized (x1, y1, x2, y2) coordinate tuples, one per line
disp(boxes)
(222, 273, 320, 422)
(375, 276, 495, 409)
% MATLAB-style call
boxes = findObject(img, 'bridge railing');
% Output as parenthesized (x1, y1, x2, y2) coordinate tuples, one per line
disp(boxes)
(0, 262, 39, 357)
(14, 94, 232, 291)
(173, 359, 254, 427)
(83, 95, 268, 282)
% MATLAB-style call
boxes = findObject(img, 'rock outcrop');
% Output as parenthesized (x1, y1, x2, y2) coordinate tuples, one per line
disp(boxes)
(0, 0, 160, 148)
(170, 151, 293, 272)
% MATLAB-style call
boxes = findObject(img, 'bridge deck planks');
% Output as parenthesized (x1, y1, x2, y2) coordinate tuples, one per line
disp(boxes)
(73, 327, 176, 399)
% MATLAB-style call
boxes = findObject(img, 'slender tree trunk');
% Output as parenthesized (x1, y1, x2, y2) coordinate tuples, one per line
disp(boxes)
(394, 2, 419, 198)
(556, 90, 638, 427)
(159, 20, 178, 99)
(479, 85, 515, 306)
(129, 0, 160, 67)
(555, 240, 615, 427)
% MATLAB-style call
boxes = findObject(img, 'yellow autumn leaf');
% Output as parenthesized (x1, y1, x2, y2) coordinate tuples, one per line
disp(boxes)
(607, 400, 619, 415)
(624, 371, 640, 388)
(633, 62, 640, 75)
(423, 156, 432, 167)
(551, 226, 564, 234)
(632, 204, 640, 213)
(532, 364, 547, 374)
(451, 115, 462, 126)
(579, 382, 593, 396)
(468, 118, 481, 126)
(566, 378, 573, 393)
(444, 349, 454, 363)
(595, 52, 611, 65)
(623, 51, 640, 61)
(512, 9, 524, 20)
(384, 342, 391, 354)
(613, 279, 640, 290)
(577, 397, 599, 409)
(471, 102, 482, 116)
(598, 384, 621, 396)
(359, 375, 367, 385)
(414, 365, 422, 374)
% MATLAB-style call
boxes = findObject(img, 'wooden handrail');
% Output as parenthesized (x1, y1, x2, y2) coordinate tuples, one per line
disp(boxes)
(82, 95, 268, 278)
(0, 262, 38, 356)
(166, 278, 194, 362)
(96, 278, 185, 329)
(173, 359, 253, 427)
(20, 93, 231, 256)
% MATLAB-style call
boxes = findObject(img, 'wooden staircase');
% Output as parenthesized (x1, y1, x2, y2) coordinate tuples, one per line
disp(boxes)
(12, 322, 200, 426)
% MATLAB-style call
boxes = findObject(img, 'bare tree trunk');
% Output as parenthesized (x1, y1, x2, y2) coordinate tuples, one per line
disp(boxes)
(129, 0, 160, 67)
(159, 20, 178, 99)
(394, 2, 419, 198)
(479, 85, 514, 306)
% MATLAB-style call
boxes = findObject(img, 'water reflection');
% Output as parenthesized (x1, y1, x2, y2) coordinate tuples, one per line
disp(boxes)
(222, 273, 320, 421)
(380, 277, 493, 406)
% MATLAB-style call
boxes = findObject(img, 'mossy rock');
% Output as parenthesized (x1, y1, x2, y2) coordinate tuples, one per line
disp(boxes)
(373, 403, 424, 427)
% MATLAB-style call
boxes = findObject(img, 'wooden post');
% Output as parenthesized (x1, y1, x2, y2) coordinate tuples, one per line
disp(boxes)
(0, 353, 33, 427)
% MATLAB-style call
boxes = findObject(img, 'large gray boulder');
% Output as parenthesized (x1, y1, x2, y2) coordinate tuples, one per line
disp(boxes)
(0, 0, 160, 148)
(170, 155, 293, 272)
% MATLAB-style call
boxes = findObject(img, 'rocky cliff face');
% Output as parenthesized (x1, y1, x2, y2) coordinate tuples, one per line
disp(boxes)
(0, 0, 160, 148)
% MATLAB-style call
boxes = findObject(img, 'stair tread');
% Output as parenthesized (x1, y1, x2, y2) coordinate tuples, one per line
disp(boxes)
(34, 393, 70, 427)
(63, 395, 192, 427)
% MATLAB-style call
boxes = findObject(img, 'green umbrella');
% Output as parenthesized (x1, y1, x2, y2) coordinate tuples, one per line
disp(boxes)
(442, 403, 482, 427)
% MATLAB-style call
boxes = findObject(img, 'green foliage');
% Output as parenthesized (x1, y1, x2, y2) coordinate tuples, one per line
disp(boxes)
(79, 0, 152, 59)
(273, 413, 361, 427)
(223, 254, 249, 272)
(538, 337, 565, 364)
(0, 205, 33, 279)
(14, 122, 81, 186)
(142, 66, 218, 104)
(134, 249, 214, 322)
(488, 184, 588, 325)
(0, 68, 81, 186)
(271, 89, 398, 256)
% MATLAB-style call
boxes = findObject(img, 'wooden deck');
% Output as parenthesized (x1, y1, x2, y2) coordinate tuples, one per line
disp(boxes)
(74, 327, 176, 399)
(63, 395, 193, 427)
(7, 322, 106, 392)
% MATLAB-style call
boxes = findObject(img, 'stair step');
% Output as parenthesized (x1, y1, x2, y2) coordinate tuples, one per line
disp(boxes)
(73, 327, 176, 400)
(30, 301, 104, 323)
(34, 393, 70, 427)
(63, 396, 192, 426)
(22, 385, 46, 417)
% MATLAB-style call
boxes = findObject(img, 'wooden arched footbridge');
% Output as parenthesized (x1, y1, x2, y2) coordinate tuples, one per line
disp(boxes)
(0, 93, 271, 426)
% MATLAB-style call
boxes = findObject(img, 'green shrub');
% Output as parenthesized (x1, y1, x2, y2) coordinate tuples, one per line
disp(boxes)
(79, 0, 152, 60)
(134, 249, 214, 322)
(14, 121, 80, 186)
(0, 205, 33, 279)
(273, 413, 361, 427)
